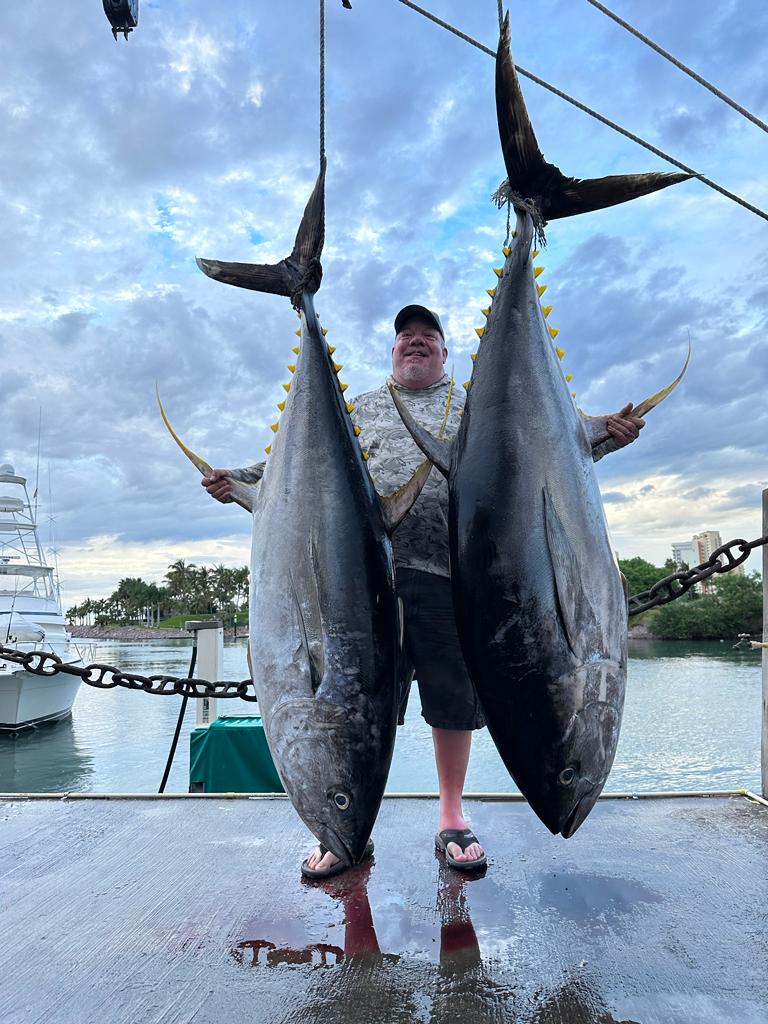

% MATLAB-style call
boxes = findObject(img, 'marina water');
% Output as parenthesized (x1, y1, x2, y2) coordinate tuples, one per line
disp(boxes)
(0, 639, 761, 795)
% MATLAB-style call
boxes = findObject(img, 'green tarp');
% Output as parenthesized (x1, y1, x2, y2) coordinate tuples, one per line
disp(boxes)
(189, 716, 284, 793)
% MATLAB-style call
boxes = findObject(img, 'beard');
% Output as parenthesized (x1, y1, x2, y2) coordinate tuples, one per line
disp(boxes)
(396, 355, 441, 386)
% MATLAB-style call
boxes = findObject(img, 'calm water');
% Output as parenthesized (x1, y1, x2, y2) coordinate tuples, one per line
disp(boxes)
(0, 639, 762, 794)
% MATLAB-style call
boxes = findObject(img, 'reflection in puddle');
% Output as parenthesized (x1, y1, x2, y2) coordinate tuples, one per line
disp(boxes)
(227, 853, 654, 1022)
(232, 938, 344, 968)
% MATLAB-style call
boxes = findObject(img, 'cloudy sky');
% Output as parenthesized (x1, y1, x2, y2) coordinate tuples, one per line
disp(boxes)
(1, 0, 766, 606)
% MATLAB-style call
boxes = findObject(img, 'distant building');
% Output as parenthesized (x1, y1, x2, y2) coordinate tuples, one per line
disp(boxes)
(693, 531, 722, 563)
(671, 540, 697, 571)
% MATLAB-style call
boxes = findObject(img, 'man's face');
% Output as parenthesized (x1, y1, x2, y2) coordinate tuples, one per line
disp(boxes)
(392, 317, 448, 388)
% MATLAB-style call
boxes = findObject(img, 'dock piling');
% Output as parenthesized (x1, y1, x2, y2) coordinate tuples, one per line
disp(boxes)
(762, 488, 767, 799)
(185, 619, 224, 727)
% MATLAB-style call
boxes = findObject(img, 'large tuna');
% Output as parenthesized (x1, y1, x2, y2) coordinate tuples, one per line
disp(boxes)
(164, 164, 430, 865)
(391, 16, 689, 837)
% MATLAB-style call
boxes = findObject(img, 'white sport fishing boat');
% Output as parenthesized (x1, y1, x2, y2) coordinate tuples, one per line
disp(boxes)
(0, 463, 82, 730)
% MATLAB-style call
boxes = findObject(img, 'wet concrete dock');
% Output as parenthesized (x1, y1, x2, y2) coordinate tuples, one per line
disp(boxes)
(1, 792, 767, 1023)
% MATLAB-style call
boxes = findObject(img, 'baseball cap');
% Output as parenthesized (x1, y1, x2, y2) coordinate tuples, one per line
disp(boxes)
(394, 304, 445, 339)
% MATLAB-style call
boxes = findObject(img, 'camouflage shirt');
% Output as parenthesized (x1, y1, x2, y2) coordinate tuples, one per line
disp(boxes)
(232, 374, 618, 579)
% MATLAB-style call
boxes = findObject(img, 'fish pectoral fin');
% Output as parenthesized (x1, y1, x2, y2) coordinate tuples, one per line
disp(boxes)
(387, 383, 452, 477)
(156, 385, 256, 514)
(543, 486, 599, 659)
(578, 342, 691, 447)
(495, 13, 691, 223)
(196, 159, 326, 299)
(288, 568, 325, 695)
(378, 459, 433, 534)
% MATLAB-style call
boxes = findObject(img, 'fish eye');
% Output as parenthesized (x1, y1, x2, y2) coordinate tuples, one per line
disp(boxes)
(332, 791, 351, 811)
(558, 767, 576, 786)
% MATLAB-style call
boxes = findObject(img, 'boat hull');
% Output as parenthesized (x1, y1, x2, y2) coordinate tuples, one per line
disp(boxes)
(0, 664, 82, 731)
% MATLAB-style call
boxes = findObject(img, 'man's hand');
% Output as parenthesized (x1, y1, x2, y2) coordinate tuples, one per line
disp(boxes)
(202, 469, 236, 504)
(606, 403, 645, 448)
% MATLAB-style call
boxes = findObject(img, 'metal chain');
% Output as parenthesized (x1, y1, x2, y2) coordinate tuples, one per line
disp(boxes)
(1, 531, 764, 689)
(627, 533, 767, 616)
(0, 643, 257, 701)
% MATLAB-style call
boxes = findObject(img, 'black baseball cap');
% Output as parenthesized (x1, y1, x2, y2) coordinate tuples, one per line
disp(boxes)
(394, 304, 445, 339)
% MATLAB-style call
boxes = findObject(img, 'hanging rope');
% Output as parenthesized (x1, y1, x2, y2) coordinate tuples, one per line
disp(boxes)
(319, 0, 326, 165)
(392, 0, 768, 224)
(584, 0, 768, 136)
(497, 0, 504, 33)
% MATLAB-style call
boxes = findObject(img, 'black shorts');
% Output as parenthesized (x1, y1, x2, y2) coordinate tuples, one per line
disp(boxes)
(397, 568, 485, 731)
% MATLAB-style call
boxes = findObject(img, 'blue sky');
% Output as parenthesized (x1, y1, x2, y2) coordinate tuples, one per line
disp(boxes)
(1, 0, 766, 604)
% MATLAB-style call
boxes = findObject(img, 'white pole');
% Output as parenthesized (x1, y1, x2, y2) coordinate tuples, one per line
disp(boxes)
(762, 489, 767, 799)
(185, 620, 224, 727)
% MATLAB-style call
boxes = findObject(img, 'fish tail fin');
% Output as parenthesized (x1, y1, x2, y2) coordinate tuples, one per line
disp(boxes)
(496, 13, 691, 224)
(196, 159, 326, 301)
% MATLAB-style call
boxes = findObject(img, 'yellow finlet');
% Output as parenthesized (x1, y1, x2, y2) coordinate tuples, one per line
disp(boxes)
(277, 400, 286, 411)
(549, 326, 560, 339)
(287, 363, 296, 373)
(322, 327, 329, 336)
(340, 383, 349, 392)
(541, 305, 553, 318)
(556, 347, 566, 360)
(571, 391, 577, 398)
(155, 385, 213, 477)
(534, 266, 545, 278)
(537, 283, 548, 297)
(346, 402, 355, 413)
(531, 248, 539, 258)
(292, 345, 299, 354)
(327, 345, 336, 354)
(354, 426, 362, 437)
(475, 327, 485, 339)
(270, 422, 279, 433)
(481, 307, 490, 317)
(565, 373, 573, 383)
(294, 328, 302, 337)
(502, 245, 511, 256)
(362, 451, 369, 461)
(493, 267, 503, 278)
(463, 380, 471, 390)
(486, 287, 497, 298)
(470, 353, 477, 361)
(282, 382, 291, 393)
(333, 362, 343, 373)
(264, 444, 272, 455)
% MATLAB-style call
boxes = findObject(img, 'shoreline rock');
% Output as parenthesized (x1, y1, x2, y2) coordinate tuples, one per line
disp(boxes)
(67, 624, 247, 641)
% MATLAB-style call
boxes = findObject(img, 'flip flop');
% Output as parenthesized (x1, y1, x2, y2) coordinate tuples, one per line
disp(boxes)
(300, 839, 374, 880)
(435, 828, 487, 871)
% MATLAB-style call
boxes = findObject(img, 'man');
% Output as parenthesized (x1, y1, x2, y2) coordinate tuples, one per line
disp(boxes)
(203, 306, 644, 876)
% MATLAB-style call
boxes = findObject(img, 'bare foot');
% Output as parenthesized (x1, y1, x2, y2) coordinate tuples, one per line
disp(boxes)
(304, 846, 341, 874)
(439, 820, 484, 864)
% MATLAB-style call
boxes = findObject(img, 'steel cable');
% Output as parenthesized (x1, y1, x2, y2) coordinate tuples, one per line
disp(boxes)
(392, 0, 768, 223)
(584, 0, 768, 136)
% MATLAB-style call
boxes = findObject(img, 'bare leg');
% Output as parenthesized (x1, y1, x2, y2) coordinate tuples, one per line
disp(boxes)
(304, 726, 484, 874)
(433, 727, 484, 863)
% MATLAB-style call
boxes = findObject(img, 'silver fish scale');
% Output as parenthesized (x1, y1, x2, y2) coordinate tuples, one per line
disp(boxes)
(449, 213, 627, 836)
(249, 294, 400, 864)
